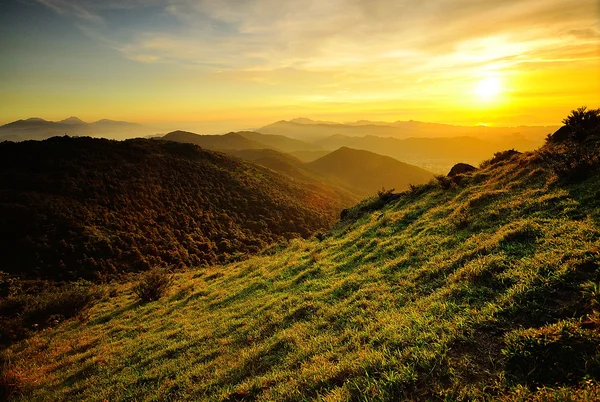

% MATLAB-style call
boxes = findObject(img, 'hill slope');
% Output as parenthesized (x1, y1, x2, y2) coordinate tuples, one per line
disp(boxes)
(162, 131, 270, 151)
(307, 147, 435, 195)
(0, 137, 351, 280)
(237, 131, 324, 153)
(4, 114, 600, 400)
(314, 134, 542, 173)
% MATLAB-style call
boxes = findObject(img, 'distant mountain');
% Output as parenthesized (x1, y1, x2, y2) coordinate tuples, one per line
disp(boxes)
(307, 147, 435, 196)
(163, 130, 270, 151)
(0, 117, 149, 141)
(237, 131, 324, 152)
(289, 117, 339, 125)
(228, 148, 360, 202)
(258, 119, 558, 143)
(59, 116, 86, 125)
(0, 136, 354, 280)
(313, 134, 541, 173)
(289, 150, 331, 162)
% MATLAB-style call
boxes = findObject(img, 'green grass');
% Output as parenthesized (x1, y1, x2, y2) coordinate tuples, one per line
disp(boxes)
(3, 146, 600, 401)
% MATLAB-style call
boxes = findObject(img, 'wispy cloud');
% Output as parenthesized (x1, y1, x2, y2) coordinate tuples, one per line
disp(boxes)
(36, 0, 600, 73)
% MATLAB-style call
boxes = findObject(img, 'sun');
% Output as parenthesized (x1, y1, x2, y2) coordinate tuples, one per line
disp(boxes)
(474, 76, 502, 100)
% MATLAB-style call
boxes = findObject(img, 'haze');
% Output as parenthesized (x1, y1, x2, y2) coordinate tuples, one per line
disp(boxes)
(1, 0, 599, 132)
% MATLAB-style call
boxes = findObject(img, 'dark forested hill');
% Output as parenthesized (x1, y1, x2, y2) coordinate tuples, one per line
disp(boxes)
(0, 136, 352, 280)
(162, 130, 270, 151)
(307, 147, 435, 195)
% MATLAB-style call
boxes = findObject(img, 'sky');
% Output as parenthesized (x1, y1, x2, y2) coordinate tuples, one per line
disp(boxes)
(1, 0, 599, 132)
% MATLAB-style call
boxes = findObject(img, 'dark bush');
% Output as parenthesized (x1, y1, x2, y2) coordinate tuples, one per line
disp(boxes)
(133, 268, 173, 302)
(539, 107, 600, 180)
(435, 174, 453, 190)
(480, 149, 522, 168)
(0, 280, 101, 345)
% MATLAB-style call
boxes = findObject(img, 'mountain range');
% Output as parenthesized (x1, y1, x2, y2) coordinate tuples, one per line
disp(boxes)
(258, 118, 558, 143)
(0, 117, 150, 141)
(161, 130, 435, 196)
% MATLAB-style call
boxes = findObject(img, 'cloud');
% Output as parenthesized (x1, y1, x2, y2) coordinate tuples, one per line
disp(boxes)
(36, 0, 600, 83)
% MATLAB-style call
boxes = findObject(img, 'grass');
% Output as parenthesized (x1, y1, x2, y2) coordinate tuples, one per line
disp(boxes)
(3, 142, 600, 400)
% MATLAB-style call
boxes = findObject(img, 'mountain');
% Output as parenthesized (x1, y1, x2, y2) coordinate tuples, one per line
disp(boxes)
(0, 136, 353, 281)
(7, 112, 600, 400)
(59, 116, 86, 125)
(288, 149, 331, 162)
(289, 117, 339, 125)
(313, 134, 541, 173)
(307, 147, 435, 195)
(0, 117, 149, 141)
(162, 131, 433, 197)
(227, 148, 360, 203)
(237, 131, 324, 153)
(258, 119, 558, 142)
(162, 131, 270, 151)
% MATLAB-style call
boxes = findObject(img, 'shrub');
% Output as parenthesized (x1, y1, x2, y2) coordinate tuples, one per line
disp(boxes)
(479, 149, 521, 168)
(435, 174, 453, 190)
(561, 106, 600, 142)
(539, 107, 600, 180)
(133, 268, 173, 302)
(0, 280, 101, 345)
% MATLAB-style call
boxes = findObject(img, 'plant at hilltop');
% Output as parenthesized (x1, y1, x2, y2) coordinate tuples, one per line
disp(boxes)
(562, 106, 600, 141)
(540, 106, 600, 180)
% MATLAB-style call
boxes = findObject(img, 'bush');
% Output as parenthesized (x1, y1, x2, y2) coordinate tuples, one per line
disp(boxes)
(133, 268, 173, 302)
(0, 280, 101, 345)
(540, 107, 600, 180)
(479, 149, 521, 168)
(435, 175, 453, 190)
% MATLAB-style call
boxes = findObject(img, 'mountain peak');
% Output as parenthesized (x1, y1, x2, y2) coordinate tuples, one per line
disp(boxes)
(60, 116, 86, 124)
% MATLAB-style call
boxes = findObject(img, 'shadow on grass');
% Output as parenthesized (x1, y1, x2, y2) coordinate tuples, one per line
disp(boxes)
(90, 300, 142, 326)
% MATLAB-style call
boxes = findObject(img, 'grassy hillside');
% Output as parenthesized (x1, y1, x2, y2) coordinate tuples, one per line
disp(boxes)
(308, 147, 435, 195)
(3, 112, 600, 401)
(0, 136, 352, 281)
(163, 131, 270, 151)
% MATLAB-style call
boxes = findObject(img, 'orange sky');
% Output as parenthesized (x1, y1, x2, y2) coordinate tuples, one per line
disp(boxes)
(1, 0, 599, 132)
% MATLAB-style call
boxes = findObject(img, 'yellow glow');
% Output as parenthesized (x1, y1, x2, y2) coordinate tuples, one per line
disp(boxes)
(474, 76, 502, 100)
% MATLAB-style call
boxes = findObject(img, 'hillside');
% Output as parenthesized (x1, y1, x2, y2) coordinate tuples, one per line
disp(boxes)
(3, 111, 599, 400)
(226, 149, 360, 204)
(162, 131, 269, 151)
(288, 150, 330, 162)
(228, 149, 324, 182)
(314, 135, 542, 173)
(0, 136, 352, 281)
(237, 132, 324, 153)
(307, 147, 435, 195)
(0, 117, 148, 141)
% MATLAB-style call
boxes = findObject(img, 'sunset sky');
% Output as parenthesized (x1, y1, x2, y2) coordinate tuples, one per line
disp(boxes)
(1, 0, 599, 132)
